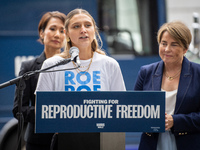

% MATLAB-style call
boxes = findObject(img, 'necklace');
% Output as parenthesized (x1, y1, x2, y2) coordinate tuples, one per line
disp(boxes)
(165, 69, 181, 81)
(72, 53, 93, 75)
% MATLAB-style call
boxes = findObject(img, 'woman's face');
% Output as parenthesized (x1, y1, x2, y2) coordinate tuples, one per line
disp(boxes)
(159, 31, 187, 65)
(40, 17, 65, 50)
(66, 13, 95, 49)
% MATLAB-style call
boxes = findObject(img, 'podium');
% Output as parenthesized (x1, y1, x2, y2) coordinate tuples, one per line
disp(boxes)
(35, 91, 165, 150)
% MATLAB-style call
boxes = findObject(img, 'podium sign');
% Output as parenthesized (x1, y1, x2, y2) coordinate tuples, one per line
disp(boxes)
(35, 91, 165, 133)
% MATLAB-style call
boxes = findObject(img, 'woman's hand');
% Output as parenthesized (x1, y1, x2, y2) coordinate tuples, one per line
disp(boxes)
(165, 112, 174, 131)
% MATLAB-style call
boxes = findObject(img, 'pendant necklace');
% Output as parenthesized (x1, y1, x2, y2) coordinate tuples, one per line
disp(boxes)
(165, 69, 181, 81)
(72, 53, 93, 75)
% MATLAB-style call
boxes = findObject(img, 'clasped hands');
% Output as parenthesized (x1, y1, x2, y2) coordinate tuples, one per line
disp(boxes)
(165, 112, 174, 131)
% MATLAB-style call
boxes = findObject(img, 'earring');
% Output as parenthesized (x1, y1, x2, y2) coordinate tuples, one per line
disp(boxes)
(67, 37, 70, 42)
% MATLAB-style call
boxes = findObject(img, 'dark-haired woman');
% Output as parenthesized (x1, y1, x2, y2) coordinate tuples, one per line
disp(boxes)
(12, 11, 66, 150)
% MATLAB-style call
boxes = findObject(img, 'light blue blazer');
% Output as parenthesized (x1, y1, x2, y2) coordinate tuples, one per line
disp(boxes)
(134, 57, 200, 150)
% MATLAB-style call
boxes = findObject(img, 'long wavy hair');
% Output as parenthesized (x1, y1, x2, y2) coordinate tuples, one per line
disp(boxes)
(59, 8, 105, 58)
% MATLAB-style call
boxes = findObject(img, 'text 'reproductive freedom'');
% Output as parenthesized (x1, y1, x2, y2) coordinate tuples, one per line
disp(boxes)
(41, 99, 160, 119)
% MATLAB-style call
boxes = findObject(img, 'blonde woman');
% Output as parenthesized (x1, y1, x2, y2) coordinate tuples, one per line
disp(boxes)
(134, 21, 200, 150)
(35, 8, 126, 149)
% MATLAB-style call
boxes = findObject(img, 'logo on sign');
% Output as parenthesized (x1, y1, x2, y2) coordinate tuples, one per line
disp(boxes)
(96, 123, 105, 129)
(151, 127, 160, 132)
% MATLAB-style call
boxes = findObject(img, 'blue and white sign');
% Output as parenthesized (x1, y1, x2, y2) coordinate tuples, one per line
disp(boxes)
(35, 91, 165, 133)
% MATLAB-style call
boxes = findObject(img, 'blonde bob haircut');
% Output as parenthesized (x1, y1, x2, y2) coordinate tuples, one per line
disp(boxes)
(59, 8, 105, 58)
(157, 21, 192, 50)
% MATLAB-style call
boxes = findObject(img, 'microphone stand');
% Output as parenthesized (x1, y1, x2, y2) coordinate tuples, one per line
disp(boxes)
(0, 58, 72, 150)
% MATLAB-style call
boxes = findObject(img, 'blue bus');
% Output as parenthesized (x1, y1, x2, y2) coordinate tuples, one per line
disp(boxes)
(0, 0, 166, 149)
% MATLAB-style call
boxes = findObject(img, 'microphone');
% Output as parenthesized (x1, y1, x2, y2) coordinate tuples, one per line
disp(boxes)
(69, 46, 81, 67)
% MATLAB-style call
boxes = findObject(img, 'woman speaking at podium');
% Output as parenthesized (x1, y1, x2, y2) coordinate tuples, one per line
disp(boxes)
(35, 8, 126, 150)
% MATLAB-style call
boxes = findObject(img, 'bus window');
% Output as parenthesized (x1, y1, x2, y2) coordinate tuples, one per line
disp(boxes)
(99, 0, 163, 57)
(100, 0, 141, 56)
(116, 0, 142, 53)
